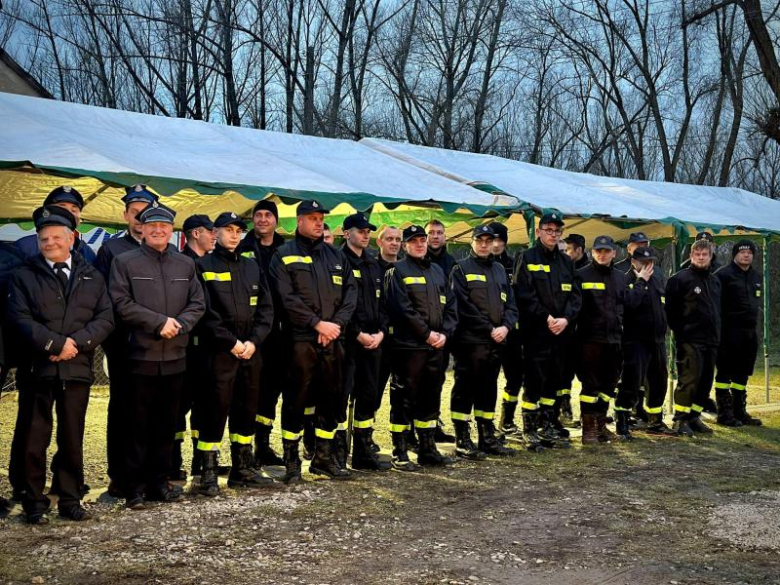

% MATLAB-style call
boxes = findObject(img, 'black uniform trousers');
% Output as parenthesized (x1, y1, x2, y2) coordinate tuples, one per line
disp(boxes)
(377, 346, 401, 414)
(124, 372, 183, 496)
(390, 347, 445, 433)
(281, 340, 344, 441)
(13, 377, 90, 515)
(178, 342, 209, 445)
(616, 340, 667, 414)
(452, 342, 501, 422)
(343, 342, 382, 429)
(558, 335, 579, 400)
(577, 342, 622, 415)
(673, 342, 717, 420)
(255, 330, 287, 431)
(715, 327, 758, 393)
(197, 351, 262, 450)
(500, 328, 524, 406)
(103, 333, 130, 484)
(521, 328, 570, 413)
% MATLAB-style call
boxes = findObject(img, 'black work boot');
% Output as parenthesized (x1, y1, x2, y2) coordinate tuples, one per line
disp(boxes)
(499, 401, 518, 434)
(351, 428, 392, 471)
(333, 430, 348, 470)
(191, 438, 203, 476)
(433, 419, 456, 443)
(453, 420, 487, 460)
(538, 407, 570, 449)
(615, 411, 633, 441)
(302, 415, 316, 460)
(596, 413, 618, 443)
(228, 444, 274, 488)
(673, 418, 694, 437)
(391, 432, 419, 471)
(559, 395, 576, 427)
(688, 416, 714, 435)
(198, 451, 220, 497)
(581, 413, 599, 445)
(646, 413, 676, 435)
(521, 411, 545, 452)
(254, 425, 285, 467)
(417, 429, 454, 466)
(733, 389, 762, 426)
(716, 389, 743, 427)
(366, 428, 381, 454)
(310, 438, 351, 479)
(405, 428, 420, 453)
(282, 439, 303, 484)
(170, 439, 186, 480)
(476, 419, 515, 456)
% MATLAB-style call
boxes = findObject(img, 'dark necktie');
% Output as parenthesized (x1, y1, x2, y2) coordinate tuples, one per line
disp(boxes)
(53, 262, 69, 290)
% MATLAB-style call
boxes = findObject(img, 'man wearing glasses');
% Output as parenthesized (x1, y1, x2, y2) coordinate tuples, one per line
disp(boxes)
(514, 212, 581, 451)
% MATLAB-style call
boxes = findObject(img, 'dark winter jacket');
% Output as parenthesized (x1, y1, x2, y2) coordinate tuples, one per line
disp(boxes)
(665, 265, 721, 347)
(715, 262, 762, 331)
(623, 268, 667, 343)
(575, 261, 627, 345)
(342, 244, 388, 340)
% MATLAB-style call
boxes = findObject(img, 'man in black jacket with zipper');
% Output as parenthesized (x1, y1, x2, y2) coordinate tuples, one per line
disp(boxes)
(385, 225, 457, 469)
(237, 200, 289, 467)
(514, 212, 581, 450)
(714, 240, 763, 427)
(269, 200, 357, 483)
(94, 184, 158, 496)
(196, 212, 275, 496)
(109, 201, 205, 509)
(665, 239, 722, 436)
(575, 236, 628, 443)
(8, 206, 114, 524)
(618, 247, 674, 435)
(450, 225, 517, 459)
(341, 213, 391, 471)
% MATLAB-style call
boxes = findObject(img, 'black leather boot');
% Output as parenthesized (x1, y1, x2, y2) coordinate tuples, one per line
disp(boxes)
(673, 418, 694, 437)
(333, 430, 348, 470)
(715, 389, 743, 427)
(646, 413, 676, 435)
(476, 419, 515, 456)
(499, 401, 518, 434)
(391, 432, 419, 471)
(198, 451, 220, 497)
(433, 419, 456, 443)
(596, 413, 618, 443)
(310, 438, 351, 479)
(254, 425, 285, 467)
(282, 439, 303, 484)
(615, 411, 633, 440)
(538, 407, 570, 449)
(228, 444, 274, 488)
(302, 415, 316, 460)
(733, 388, 762, 426)
(521, 411, 545, 452)
(688, 415, 714, 434)
(453, 420, 487, 460)
(351, 428, 392, 471)
(417, 429, 454, 466)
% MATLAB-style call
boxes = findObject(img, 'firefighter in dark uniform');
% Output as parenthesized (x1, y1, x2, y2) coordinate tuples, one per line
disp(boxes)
(489, 222, 524, 435)
(614, 232, 650, 274)
(557, 233, 590, 427)
(617, 247, 675, 435)
(269, 200, 357, 483)
(665, 238, 721, 436)
(8, 206, 113, 523)
(15, 186, 97, 265)
(450, 225, 517, 459)
(340, 213, 392, 471)
(109, 201, 205, 509)
(714, 240, 763, 427)
(375, 226, 403, 415)
(385, 225, 458, 469)
(195, 212, 275, 496)
(514, 211, 581, 450)
(94, 184, 158, 496)
(681, 232, 722, 273)
(173, 214, 216, 479)
(236, 200, 288, 468)
(575, 236, 627, 443)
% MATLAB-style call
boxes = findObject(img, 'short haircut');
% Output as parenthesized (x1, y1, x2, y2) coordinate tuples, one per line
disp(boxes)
(691, 239, 712, 253)
(378, 226, 400, 240)
(425, 219, 445, 230)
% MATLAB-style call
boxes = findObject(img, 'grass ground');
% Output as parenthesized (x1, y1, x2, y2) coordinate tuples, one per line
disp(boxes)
(1, 367, 780, 584)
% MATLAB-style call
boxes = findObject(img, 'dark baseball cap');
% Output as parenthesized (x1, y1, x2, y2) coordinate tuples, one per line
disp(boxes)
(343, 213, 376, 231)
(564, 233, 585, 248)
(139, 201, 175, 224)
(33, 205, 77, 231)
(121, 184, 159, 207)
(182, 214, 214, 232)
(44, 185, 84, 210)
(592, 235, 616, 250)
(472, 224, 497, 239)
(214, 211, 246, 229)
(488, 222, 508, 243)
(403, 225, 426, 242)
(539, 210, 564, 226)
(296, 199, 330, 216)
(628, 232, 650, 244)
(631, 247, 656, 261)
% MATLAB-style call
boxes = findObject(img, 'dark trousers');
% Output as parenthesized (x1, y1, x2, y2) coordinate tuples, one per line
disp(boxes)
(177, 343, 209, 443)
(674, 342, 717, 420)
(377, 344, 402, 414)
(521, 329, 570, 412)
(197, 351, 261, 450)
(344, 342, 382, 428)
(500, 328, 524, 405)
(391, 347, 445, 432)
(577, 342, 622, 415)
(715, 327, 758, 391)
(255, 331, 287, 430)
(452, 342, 501, 422)
(558, 335, 579, 400)
(104, 333, 130, 484)
(13, 377, 90, 514)
(617, 340, 667, 414)
(281, 340, 344, 440)
(124, 372, 183, 496)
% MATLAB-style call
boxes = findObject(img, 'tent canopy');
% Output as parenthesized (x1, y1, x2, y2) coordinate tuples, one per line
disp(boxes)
(0, 93, 518, 229)
(361, 138, 780, 245)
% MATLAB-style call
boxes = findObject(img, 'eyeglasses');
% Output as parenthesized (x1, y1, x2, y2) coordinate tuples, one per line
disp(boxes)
(540, 228, 563, 236)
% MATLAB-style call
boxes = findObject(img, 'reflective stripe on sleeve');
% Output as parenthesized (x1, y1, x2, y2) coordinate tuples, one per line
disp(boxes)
(403, 276, 426, 285)
(282, 255, 313, 265)
(202, 271, 231, 282)
(465, 274, 487, 282)
(582, 282, 606, 290)
(527, 264, 550, 272)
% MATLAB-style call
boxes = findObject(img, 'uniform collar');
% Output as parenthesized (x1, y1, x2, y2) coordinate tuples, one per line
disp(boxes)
(214, 243, 240, 261)
(470, 249, 493, 265)
(295, 230, 323, 252)
(408, 255, 431, 269)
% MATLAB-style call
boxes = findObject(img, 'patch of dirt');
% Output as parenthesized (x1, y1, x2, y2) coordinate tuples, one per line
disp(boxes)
(709, 490, 780, 551)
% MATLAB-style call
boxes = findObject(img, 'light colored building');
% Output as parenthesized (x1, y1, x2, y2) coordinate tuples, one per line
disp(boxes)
(0, 48, 53, 98)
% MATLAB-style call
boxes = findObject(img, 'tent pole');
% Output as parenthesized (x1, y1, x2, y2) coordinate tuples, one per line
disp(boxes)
(667, 224, 687, 416)
(764, 237, 771, 403)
